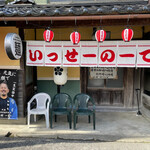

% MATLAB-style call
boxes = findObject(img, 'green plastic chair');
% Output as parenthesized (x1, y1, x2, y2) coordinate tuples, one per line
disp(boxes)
(73, 93, 96, 130)
(50, 93, 72, 129)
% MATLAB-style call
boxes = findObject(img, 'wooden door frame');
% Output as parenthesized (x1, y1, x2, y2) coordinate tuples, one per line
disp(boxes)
(80, 67, 137, 108)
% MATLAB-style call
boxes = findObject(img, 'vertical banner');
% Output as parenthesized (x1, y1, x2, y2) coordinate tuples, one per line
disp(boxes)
(81, 42, 98, 67)
(0, 70, 18, 120)
(117, 41, 136, 67)
(26, 41, 44, 66)
(63, 42, 80, 67)
(137, 41, 150, 68)
(45, 41, 62, 66)
(99, 42, 117, 67)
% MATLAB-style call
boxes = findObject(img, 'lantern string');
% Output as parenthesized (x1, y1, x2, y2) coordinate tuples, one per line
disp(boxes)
(49, 19, 53, 29)
(25, 17, 28, 25)
(100, 16, 102, 29)
(74, 17, 77, 31)
(127, 15, 130, 28)
(23, 21, 144, 39)
(3, 17, 7, 25)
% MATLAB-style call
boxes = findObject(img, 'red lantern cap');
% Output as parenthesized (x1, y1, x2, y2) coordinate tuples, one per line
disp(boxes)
(95, 30, 106, 42)
(70, 31, 81, 44)
(43, 29, 54, 42)
(122, 28, 133, 42)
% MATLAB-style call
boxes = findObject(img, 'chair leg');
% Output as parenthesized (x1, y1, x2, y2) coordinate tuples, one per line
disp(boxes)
(50, 112, 53, 129)
(28, 114, 30, 126)
(93, 113, 96, 130)
(76, 116, 78, 123)
(67, 115, 69, 122)
(88, 115, 91, 123)
(34, 114, 36, 122)
(45, 113, 49, 128)
(74, 113, 76, 130)
(55, 115, 57, 122)
(69, 112, 72, 129)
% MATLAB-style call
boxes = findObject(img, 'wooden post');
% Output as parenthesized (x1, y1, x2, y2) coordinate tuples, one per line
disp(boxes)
(80, 67, 88, 93)
(124, 68, 134, 108)
(57, 85, 61, 93)
(19, 28, 26, 118)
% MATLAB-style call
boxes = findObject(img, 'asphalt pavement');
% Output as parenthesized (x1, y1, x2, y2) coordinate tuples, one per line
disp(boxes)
(0, 137, 150, 150)
(0, 111, 150, 149)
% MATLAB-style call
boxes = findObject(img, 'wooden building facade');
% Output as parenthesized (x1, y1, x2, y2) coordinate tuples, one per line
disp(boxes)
(0, 0, 150, 124)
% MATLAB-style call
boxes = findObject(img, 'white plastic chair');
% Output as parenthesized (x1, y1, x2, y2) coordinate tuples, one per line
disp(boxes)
(27, 93, 51, 128)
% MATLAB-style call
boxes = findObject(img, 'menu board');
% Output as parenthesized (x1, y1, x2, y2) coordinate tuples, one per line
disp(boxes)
(89, 67, 117, 79)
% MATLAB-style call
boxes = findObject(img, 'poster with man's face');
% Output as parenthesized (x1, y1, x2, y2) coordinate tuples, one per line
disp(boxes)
(0, 70, 18, 120)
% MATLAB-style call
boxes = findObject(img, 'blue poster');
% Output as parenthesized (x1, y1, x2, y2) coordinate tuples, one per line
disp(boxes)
(0, 70, 18, 120)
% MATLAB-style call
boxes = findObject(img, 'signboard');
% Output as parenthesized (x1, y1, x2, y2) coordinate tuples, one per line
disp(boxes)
(89, 67, 117, 79)
(136, 41, 150, 68)
(26, 41, 150, 68)
(63, 43, 80, 67)
(98, 42, 117, 67)
(45, 42, 62, 66)
(117, 41, 136, 67)
(0, 69, 18, 120)
(27, 41, 44, 66)
(81, 42, 98, 67)
(4, 33, 23, 60)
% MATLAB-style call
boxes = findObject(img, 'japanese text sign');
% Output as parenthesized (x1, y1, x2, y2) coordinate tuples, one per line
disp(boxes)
(117, 41, 136, 67)
(89, 67, 117, 79)
(99, 42, 117, 67)
(137, 41, 150, 68)
(63, 42, 80, 67)
(27, 41, 44, 66)
(81, 42, 98, 67)
(45, 42, 62, 66)
(26, 41, 150, 68)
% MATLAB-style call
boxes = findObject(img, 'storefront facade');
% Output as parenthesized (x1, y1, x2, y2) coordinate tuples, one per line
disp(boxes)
(1, 0, 150, 124)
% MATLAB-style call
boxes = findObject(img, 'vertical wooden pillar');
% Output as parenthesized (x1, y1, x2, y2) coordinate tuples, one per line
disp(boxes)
(80, 67, 88, 93)
(18, 28, 26, 118)
(124, 68, 134, 108)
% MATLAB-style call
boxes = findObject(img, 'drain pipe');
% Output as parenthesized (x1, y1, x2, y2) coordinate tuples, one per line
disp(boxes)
(135, 89, 142, 116)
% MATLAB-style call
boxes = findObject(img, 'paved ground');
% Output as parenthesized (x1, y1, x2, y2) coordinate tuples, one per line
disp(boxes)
(0, 112, 150, 143)
(0, 137, 150, 150)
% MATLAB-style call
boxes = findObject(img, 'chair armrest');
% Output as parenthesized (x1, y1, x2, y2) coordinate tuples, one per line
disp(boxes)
(27, 103, 30, 111)
(28, 96, 35, 105)
(27, 96, 36, 111)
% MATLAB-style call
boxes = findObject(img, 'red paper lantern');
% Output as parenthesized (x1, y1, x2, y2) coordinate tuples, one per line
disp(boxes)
(70, 31, 81, 44)
(95, 30, 106, 42)
(122, 28, 133, 42)
(43, 29, 54, 42)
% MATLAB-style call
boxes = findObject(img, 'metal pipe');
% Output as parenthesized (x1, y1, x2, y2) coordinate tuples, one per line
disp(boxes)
(1, 14, 150, 22)
(135, 88, 142, 115)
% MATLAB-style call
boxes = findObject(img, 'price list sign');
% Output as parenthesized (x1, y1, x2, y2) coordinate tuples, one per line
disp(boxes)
(89, 67, 117, 79)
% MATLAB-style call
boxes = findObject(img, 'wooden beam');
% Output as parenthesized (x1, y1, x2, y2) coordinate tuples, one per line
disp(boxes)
(16, 18, 150, 28)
